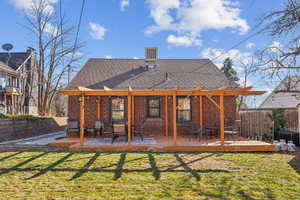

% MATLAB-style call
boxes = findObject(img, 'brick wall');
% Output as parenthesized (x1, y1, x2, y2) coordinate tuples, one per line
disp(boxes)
(68, 95, 236, 137)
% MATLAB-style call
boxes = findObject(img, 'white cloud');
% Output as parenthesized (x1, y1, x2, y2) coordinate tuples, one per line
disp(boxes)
(9, 0, 58, 14)
(166, 34, 201, 47)
(120, 0, 130, 11)
(105, 55, 112, 59)
(146, 0, 249, 46)
(246, 42, 255, 49)
(133, 57, 139, 59)
(89, 22, 106, 40)
(201, 47, 252, 71)
(268, 41, 282, 52)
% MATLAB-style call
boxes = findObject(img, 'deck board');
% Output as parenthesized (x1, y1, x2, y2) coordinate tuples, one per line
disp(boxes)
(50, 135, 276, 152)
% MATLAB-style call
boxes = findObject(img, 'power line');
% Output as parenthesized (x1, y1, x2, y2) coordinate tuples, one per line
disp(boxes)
(188, 28, 263, 74)
(68, 0, 86, 83)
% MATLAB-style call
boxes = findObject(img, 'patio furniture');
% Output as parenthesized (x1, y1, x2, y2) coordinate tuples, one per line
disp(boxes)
(66, 120, 79, 136)
(132, 122, 145, 141)
(224, 121, 239, 140)
(204, 126, 220, 138)
(85, 120, 104, 137)
(274, 129, 299, 146)
(187, 123, 203, 140)
(111, 123, 127, 144)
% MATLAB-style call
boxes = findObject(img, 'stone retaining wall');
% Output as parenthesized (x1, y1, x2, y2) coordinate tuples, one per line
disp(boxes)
(0, 117, 67, 142)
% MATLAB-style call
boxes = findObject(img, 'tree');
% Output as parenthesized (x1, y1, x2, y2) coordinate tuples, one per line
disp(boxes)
(24, 0, 83, 115)
(221, 57, 240, 85)
(256, 0, 300, 87)
(236, 56, 257, 108)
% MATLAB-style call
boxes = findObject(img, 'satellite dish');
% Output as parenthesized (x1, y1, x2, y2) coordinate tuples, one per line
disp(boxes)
(2, 43, 13, 52)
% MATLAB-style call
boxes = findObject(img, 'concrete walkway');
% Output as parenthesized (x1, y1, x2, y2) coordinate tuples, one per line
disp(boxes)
(0, 131, 66, 145)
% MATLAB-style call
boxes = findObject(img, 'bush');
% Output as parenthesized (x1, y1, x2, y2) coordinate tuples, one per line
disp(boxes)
(268, 108, 286, 131)
(0, 114, 41, 121)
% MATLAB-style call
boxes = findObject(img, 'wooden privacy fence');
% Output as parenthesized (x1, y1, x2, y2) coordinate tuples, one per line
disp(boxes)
(238, 109, 298, 137)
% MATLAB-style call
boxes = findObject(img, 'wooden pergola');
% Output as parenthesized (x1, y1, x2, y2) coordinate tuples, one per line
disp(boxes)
(59, 86, 265, 146)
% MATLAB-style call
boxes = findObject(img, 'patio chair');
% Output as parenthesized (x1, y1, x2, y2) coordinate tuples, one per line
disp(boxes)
(132, 122, 145, 141)
(188, 123, 203, 140)
(66, 120, 79, 136)
(85, 120, 104, 137)
(111, 123, 127, 144)
(224, 120, 240, 140)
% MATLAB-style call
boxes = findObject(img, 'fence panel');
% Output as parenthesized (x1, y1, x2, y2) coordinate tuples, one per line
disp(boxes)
(238, 109, 298, 137)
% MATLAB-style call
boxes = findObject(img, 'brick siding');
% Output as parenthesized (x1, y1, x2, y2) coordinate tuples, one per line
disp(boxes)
(68, 95, 236, 137)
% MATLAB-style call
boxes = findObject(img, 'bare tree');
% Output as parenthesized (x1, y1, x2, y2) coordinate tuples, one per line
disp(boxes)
(237, 56, 257, 108)
(24, 0, 83, 115)
(256, 0, 300, 85)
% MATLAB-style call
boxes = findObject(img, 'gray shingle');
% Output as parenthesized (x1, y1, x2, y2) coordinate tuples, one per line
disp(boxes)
(260, 76, 300, 108)
(66, 58, 234, 90)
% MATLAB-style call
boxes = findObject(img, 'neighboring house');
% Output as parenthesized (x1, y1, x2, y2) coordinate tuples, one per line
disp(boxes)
(260, 76, 300, 109)
(0, 48, 38, 114)
(65, 48, 238, 137)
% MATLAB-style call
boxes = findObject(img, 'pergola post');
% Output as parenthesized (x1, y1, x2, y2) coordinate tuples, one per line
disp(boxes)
(165, 96, 169, 136)
(220, 93, 225, 145)
(96, 97, 101, 137)
(132, 96, 134, 125)
(199, 95, 203, 130)
(79, 95, 85, 145)
(127, 93, 132, 144)
(172, 91, 177, 145)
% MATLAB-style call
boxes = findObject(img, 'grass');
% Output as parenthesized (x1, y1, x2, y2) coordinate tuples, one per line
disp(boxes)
(0, 152, 299, 200)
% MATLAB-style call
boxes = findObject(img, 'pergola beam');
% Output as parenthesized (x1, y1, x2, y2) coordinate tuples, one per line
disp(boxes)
(205, 95, 220, 110)
(59, 89, 265, 96)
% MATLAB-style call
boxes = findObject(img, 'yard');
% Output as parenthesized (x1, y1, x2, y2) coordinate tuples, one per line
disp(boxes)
(0, 151, 299, 200)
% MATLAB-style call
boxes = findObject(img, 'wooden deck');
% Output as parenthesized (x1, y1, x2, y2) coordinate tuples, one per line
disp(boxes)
(50, 135, 276, 152)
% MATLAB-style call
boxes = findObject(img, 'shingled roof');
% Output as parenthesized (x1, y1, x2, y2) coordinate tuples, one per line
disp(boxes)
(0, 52, 31, 70)
(66, 58, 235, 90)
(260, 76, 300, 109)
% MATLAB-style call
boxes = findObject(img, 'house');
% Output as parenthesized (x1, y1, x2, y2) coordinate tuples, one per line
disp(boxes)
(55, 48, 272, 152)
(0, 48, 38, 114)
(260, 76, 300, 109)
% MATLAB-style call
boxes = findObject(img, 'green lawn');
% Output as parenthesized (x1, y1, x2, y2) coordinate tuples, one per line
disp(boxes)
(0, 151, 299, 200)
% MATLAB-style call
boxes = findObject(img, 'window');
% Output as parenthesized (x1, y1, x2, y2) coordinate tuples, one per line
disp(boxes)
(177, 97, 191, 122)
(110, 97, 125, 122)
(0, 74, 6, 90)
(147, 97, 161, 118)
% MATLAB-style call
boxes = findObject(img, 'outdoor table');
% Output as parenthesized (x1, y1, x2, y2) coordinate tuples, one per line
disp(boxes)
(274, 130, 299, 146)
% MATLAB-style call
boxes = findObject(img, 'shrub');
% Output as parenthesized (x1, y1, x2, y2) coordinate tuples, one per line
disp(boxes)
(268, 108, 286, 131)
(0, 114, 41, 121)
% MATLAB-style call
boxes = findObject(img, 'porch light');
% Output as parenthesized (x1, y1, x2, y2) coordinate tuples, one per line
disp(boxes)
(95, 97, 100, 103)
(78, 96, 83, 103)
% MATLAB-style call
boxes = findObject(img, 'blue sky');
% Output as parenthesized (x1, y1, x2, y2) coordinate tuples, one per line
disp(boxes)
(0, 0, 287, 106)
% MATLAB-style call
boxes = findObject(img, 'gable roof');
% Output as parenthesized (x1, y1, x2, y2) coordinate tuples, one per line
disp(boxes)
(66, 58, 235, 90)
(259, 76, 300, 109)
(0, 52, 30, 70)
(0, 61, 18, 75)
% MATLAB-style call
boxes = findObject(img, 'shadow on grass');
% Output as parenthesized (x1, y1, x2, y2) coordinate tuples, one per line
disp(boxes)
(69, 153, 100, 180)
(148, 153, 160, 180)
(288, 153, 300, 175)
(174, 154, 201, 181)
(0, 152, 49, 176)
(0, 152, 230, 181)
(113, 153, 126, 180)
(27, 153, 74, 179)
(0, 152, 23, 162)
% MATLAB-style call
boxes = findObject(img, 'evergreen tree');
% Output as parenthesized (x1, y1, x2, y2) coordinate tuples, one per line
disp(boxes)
(221, 57, 239, 85)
